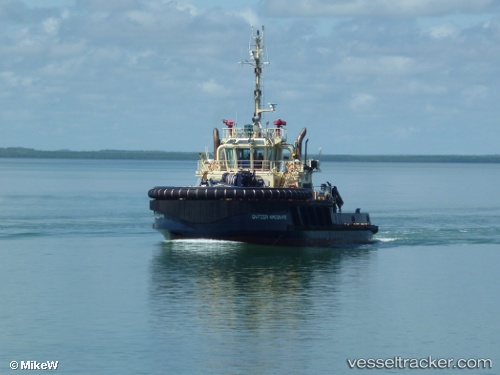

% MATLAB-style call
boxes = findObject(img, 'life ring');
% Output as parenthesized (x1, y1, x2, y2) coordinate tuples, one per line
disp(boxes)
(287, 161, 297, 172)
(208, 161, 218, 171)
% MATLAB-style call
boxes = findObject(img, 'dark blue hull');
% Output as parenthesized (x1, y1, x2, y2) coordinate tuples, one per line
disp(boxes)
(150, 197, 378, 247)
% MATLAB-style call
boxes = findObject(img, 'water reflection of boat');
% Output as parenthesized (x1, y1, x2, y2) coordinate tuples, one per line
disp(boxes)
(148, 27, 378, 247)
(148, 241, 374, 372)
(150, 241, 373, 323)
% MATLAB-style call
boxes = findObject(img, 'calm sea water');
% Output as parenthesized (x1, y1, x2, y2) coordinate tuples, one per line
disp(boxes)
(0, 159, 499, 374)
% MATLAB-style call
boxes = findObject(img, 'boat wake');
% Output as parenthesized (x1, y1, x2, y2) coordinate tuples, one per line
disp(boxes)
(165, 238, 242, 245)
(374, 237, 398, 243)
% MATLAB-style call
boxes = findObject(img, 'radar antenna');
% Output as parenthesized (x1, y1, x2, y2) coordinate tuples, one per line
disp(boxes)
(240, 26, 275, 127)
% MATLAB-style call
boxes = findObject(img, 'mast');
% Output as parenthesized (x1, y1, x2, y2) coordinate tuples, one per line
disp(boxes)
(241, 26, 275, 127)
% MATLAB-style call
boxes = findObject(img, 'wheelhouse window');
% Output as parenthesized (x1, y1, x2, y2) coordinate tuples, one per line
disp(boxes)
(236, 148, 251, 168)
(224, 148, 235, 169)
(253, 148, 270, 169)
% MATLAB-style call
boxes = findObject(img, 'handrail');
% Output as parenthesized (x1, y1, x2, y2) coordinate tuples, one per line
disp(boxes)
(221, 127, 287, 142)
(198, 159, 304, 173)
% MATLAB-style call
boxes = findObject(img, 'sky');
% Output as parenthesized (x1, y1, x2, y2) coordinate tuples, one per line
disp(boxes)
(1, 0, 500, 155)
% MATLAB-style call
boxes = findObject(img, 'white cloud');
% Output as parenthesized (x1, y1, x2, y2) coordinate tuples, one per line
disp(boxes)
(42, 17, 61, 35)
(407, 80, 448, 95)
(200, 78, 229, 97)
(1, 71, 36, 87)
(228, 7, 259, 26)
(164, 0, 201, 16)
(1, 0, 500, 154)
(126, 50, 156, 66)
(395, 125, 418, 139)
(40, 57, 85, 77)
(125, 10, 156, 27)
(335, 55, 417, 76)
(261, 0, 500, 17)
(350, 93, 376, 110)
(425, 23, 460, 39)
(461, 85, 489, 105)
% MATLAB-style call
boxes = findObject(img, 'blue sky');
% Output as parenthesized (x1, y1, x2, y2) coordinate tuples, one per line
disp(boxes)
(2, 0, 499, 154)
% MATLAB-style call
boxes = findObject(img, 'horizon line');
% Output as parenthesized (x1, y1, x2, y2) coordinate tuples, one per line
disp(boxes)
(1, 147, 499, 163)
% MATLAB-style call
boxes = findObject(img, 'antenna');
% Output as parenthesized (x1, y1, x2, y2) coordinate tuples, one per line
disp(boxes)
(239, 26, 275, 127)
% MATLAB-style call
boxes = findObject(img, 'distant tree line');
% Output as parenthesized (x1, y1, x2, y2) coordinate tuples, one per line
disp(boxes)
(1, 147, 499, 163)
(0, 147, 198, 160)
(318, 154, 500, 163)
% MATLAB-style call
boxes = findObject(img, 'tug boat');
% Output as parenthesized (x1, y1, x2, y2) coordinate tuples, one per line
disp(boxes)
(148, 27, 378, 247)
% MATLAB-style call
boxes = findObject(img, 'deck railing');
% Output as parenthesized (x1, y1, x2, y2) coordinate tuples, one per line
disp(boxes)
(197, 159, 304, 173)
(221, 127, 287, 142)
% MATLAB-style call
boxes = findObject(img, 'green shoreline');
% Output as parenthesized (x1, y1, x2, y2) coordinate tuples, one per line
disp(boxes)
(1, 147, 499, 163)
